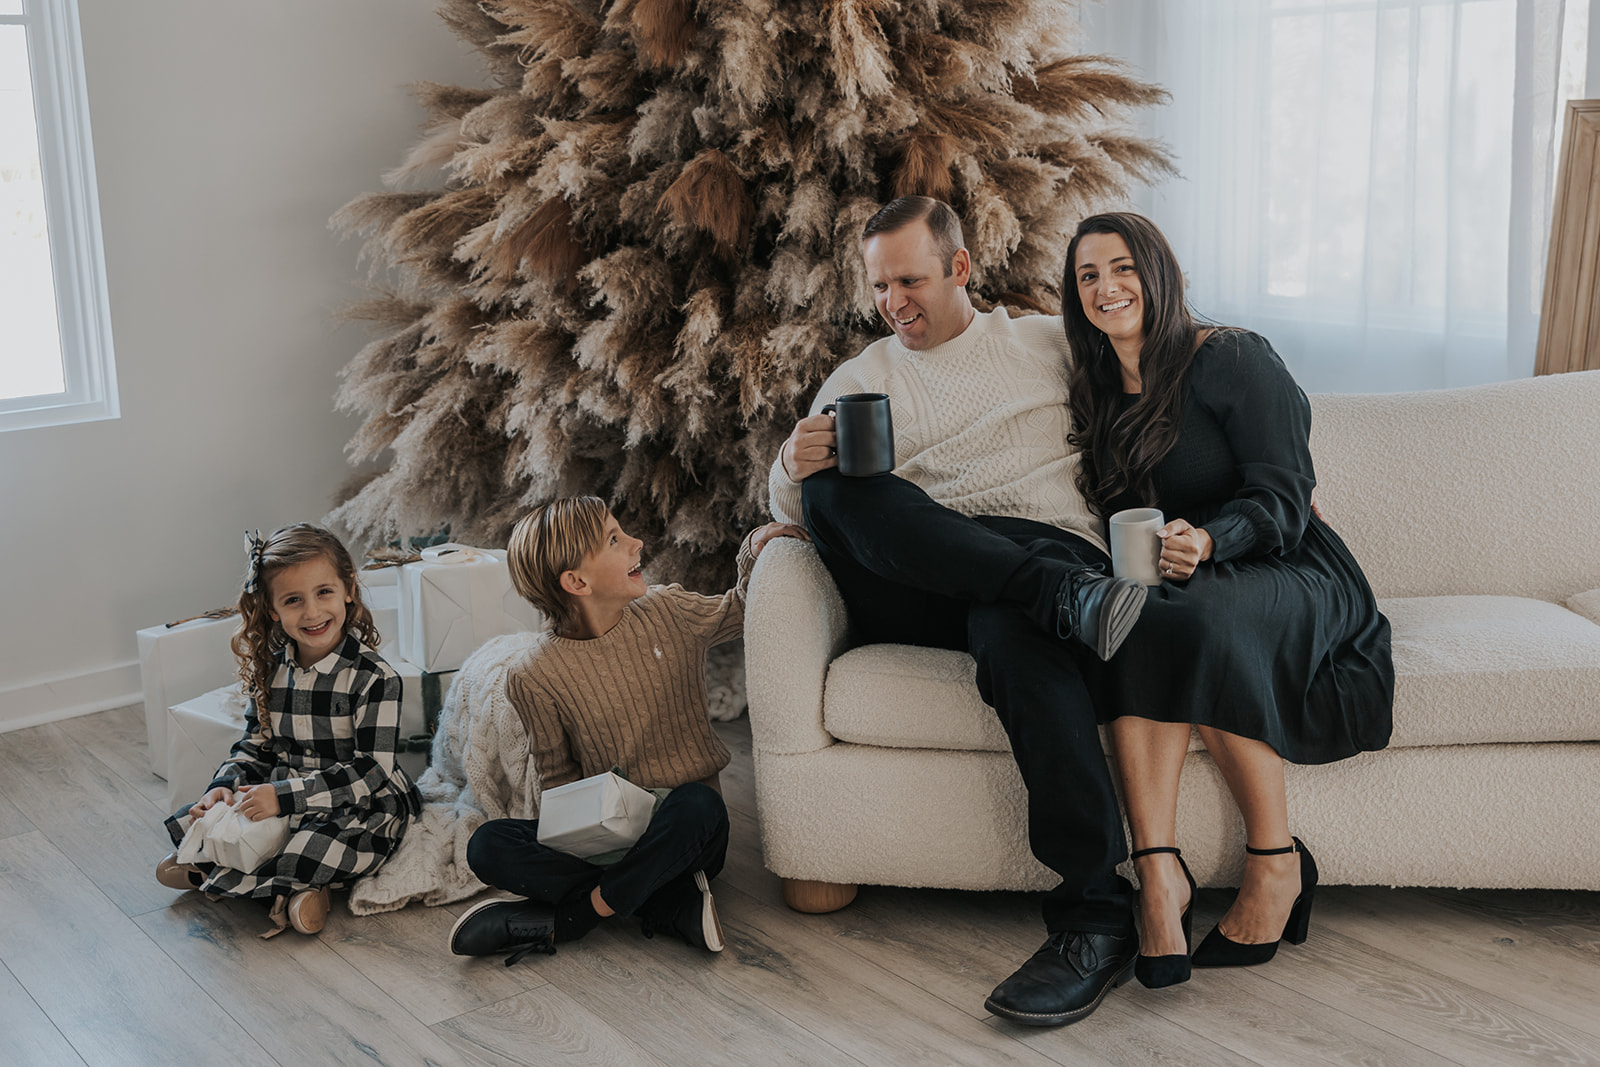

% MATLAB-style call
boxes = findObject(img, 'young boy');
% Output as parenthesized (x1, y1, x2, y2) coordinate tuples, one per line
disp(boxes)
(449, 497, 806, 963)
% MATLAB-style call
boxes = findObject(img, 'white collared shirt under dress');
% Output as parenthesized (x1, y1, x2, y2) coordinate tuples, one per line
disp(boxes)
(163, 633, 422, 898)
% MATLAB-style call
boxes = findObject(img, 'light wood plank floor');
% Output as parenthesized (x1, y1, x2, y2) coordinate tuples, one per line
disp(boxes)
(2, 704, 1598, 1067)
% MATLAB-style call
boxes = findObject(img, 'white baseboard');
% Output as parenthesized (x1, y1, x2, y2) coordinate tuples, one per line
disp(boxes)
(0, 660, 142, 733)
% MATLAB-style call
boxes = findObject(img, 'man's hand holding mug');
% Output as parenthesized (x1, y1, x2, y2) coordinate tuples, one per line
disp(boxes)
(780, 412, 838, 481)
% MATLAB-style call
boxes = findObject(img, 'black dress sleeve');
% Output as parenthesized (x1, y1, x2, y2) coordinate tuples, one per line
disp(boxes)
(1193, 331, 1316, 562)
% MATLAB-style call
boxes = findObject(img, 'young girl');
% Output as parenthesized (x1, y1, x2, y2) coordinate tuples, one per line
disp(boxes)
(155, 523, 422, 937)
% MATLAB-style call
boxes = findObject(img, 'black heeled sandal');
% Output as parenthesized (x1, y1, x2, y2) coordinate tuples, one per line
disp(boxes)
(1191, 836, 1318, 968)
(1130, 846, 1197, 989)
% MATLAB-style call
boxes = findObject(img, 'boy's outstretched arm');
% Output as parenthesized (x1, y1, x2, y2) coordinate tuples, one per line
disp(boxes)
(671, 524, 811, 647)
(750, 522, 809, 558)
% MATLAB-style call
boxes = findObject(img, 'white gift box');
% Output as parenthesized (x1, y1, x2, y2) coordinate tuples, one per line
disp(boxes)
(165, 684, 250, 813)
(359, 564, 400, 588)
(364, 583, 400, 655)
(138, 613, 242, 779)
(396, 543, 541, 672)
(536, 771, 658, 858)
(175, 802, 289, 873)
(359, 567, 401, 656)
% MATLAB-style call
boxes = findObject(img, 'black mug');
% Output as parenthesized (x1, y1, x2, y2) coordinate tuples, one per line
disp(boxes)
(823, 393, 895, 477)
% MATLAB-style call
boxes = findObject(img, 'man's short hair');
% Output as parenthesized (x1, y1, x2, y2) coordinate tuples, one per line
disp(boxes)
(507, 496, 609, 633)
(861, 196, 965, 276)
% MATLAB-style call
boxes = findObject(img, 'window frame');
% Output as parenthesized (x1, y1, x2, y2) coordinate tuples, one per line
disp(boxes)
(0, 0, 116, 433)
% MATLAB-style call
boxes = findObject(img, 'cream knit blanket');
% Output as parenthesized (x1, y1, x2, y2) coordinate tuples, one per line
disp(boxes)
(348, 632, 538, 915)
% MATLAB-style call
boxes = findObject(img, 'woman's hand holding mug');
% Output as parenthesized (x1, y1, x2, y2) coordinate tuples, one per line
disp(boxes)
(1155, 519, 1213, 580)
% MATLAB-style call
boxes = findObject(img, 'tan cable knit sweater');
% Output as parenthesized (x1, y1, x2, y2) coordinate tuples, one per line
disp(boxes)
(505, 540, 756, 794)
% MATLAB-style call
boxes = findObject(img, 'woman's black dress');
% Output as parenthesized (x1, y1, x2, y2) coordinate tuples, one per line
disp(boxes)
(1094, 329, 1393, 764)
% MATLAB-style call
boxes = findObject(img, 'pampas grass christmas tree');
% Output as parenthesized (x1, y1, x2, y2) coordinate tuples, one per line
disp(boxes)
(332, 0, 1171, 588)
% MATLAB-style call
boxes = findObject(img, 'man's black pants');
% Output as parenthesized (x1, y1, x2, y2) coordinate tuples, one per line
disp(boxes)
(802, 469, 1133, 934)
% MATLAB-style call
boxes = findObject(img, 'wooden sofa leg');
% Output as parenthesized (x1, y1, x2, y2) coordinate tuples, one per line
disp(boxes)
(781, 878, 859, 914)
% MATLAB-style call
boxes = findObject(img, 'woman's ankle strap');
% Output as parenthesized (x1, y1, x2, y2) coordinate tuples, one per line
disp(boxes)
(1245, 842, 1297, 856)
(1130, 845, 1181, 859)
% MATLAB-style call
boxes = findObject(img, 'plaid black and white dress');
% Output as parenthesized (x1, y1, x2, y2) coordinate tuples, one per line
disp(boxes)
(164, 634, 422, 899)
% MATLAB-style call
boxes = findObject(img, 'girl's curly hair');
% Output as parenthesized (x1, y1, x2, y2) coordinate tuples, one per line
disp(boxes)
(232, 523, 379, 710)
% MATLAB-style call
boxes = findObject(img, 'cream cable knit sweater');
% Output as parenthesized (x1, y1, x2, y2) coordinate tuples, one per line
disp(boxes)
(767, 307, 1106, 554)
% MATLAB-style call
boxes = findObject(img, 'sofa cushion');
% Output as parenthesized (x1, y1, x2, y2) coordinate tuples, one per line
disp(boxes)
(823, 644, 1205, 756)
(1308, 372, 1600, 603)
(822, 595, 1600, 754)
(1383, 595, 1600, 747)
(823, 644, 1008, 752)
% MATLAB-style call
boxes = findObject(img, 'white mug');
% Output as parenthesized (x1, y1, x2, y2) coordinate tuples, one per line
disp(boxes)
(1109, 508, 1165, 586)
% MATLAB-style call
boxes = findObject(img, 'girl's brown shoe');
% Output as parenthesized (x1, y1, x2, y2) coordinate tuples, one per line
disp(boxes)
(288, 886, 331, 934)
(155, 852, 203, 891)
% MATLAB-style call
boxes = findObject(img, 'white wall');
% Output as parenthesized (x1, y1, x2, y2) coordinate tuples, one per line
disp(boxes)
(0, 1, 484, 728)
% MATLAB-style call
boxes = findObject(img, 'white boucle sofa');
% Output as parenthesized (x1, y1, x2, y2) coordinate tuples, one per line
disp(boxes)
(744, 369, 1600, 907)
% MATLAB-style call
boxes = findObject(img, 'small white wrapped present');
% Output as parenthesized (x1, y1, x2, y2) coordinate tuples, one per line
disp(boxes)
(396, 543, 541, 672)
(165, 684, 251, 813)
(537, 771, 658, 858)
(175, 801, 289, 873)
(138, 612, 242, 779)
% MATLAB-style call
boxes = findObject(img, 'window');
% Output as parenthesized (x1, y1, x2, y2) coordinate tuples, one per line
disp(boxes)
(1, 0, 115, 432)
(1085, 0, 1591, 393)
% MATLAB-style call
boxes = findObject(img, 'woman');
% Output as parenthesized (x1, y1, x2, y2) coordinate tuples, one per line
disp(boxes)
(1062, 212, 1393, 989)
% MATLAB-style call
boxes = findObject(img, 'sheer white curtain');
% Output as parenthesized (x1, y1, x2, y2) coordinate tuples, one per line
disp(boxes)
(1081, 0, 1587, 393)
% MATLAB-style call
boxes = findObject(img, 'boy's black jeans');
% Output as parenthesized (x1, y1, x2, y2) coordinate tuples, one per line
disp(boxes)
(467, 781, 728, 918)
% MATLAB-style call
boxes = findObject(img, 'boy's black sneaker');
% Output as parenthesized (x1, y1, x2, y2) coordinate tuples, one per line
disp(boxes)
(450, 897, 557, 966)
(640, 870, 725, 952)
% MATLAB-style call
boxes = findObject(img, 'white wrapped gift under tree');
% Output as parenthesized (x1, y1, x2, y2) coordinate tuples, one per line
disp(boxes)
(359, 571, 401, 655)
(165, 683, 252, 813)
(396, 543, 542, 672)
(359, 563, 400, 590)
(137, 610, 243, 780)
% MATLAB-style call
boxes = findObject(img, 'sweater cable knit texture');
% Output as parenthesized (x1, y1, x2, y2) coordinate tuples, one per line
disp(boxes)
(767, 307, 1105, 553)
(506, 544, 753, 792)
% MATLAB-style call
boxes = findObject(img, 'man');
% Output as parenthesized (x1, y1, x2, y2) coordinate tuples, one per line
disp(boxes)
(767, 196, 1145, 1027)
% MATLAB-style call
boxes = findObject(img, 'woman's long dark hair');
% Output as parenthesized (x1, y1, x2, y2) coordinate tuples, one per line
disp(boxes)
(1064, 212, 1203, 516)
